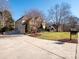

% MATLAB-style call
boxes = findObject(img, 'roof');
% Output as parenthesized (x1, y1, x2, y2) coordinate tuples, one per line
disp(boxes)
(16, 16, 24, 22)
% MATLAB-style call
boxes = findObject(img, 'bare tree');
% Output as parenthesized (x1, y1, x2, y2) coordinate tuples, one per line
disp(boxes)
(0, 0, 9, 11)
(48, 3, 71, 31)
(67, 16, 78, 28)
(24, 9, 45, 33)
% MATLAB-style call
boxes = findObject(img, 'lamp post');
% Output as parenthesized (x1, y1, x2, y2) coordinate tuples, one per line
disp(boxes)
(22, 20, 25, 24)
(42, 20, 46, 31)
(21, 20, 26, 34)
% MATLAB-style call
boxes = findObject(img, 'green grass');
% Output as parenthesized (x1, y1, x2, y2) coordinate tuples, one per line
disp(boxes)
(37, 32, 78, 41)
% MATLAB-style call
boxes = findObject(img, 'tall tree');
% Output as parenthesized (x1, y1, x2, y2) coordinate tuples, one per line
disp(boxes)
(67, 16, 78, 28)
(0, 0, 10, 27)
(48, 3, 71, 31)
(3, 10, 14, 30)
(0, 0, 9, 10)
(0, 0, 14, 31)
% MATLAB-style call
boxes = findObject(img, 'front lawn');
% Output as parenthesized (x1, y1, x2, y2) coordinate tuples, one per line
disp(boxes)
(37, 32, 78, 41)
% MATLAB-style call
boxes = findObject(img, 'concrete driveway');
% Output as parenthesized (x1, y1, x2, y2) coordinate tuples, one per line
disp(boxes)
(0, 35, 78, 59)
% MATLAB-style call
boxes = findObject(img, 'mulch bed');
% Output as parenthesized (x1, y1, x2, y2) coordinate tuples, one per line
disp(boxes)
(29, 33, 41, 37)
(58, 39, 78, 44)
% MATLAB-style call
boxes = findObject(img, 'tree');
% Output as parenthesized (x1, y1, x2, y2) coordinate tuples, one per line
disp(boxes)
(48, 3, 71, 31)
(67, 16, 78, 28)
(0, 0, 10, 26)
(24, 9, 45, 33)
(0, 11, 2, 30)
(3, 10, 14, 30)
(0, 21, 2, 29)
(0, 0, 14, 32)
(0, 0, 9, 11)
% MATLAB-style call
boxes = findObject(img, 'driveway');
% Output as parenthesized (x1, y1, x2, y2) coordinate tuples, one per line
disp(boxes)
(0, 35, 78, 59)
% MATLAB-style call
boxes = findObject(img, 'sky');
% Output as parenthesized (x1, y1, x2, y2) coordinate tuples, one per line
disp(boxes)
(8, 0, 79, 20)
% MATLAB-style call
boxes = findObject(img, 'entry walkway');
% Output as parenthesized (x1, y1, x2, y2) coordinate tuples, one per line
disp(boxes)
(0, 35, 78, 59)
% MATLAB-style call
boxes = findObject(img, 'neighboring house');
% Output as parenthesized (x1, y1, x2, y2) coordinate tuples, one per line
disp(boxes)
(45, 23, 56, 32)
(15, 15, 45, 34)
(15, 16, 25, 34)
(58, 24, 79, 32)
